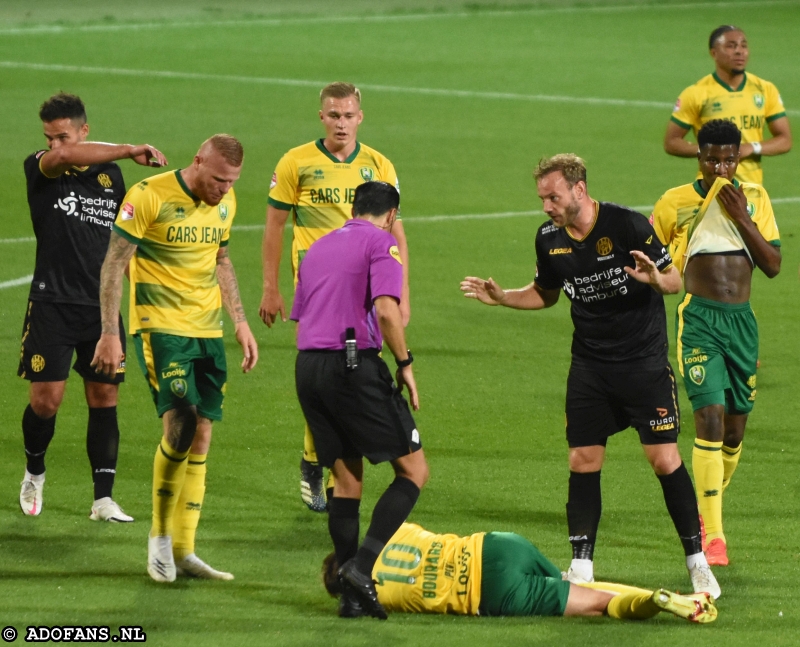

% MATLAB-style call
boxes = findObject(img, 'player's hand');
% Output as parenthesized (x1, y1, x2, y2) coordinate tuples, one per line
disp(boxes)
(259, 288, 286, 327)
(624, 250, 659, 285)
(460, 276, 505, 306)
(396, 365, 419, 411)
(130, 145, 167, 168)
(717, 183, 750, 225)
(235, 322, 258, 373)
(91, 333, 124, 378)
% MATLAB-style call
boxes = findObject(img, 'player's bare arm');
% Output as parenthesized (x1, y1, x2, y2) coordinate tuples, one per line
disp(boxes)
(259, 205, 290, 327)
(217, 246, 258, 372)
(624, 251, 683, 294)
(461, 277, 560, 309)
(716, 184, 781, 277)
(41, 142, 167, 178)
(390, 219, 411, 326)
(374, 295, 418, 411)
(663, 121, 698, 158)
(91, 232, 137, 377)
(759, 116, 792, 156)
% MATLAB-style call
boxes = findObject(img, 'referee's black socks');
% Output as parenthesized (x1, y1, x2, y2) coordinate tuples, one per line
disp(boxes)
(87, 406, 120, 500)
(22, 404, 56, 476)
(567, 470, 602, 561)
(328, 497, 361, 566)
(354, 476, 420, 574)
(657, 462, 703, 556)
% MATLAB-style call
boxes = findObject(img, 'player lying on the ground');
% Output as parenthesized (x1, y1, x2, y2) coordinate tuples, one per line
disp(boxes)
(322, 522, 717, 623)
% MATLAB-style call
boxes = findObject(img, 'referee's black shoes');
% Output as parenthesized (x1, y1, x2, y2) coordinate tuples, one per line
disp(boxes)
(338, 559, 388, 620)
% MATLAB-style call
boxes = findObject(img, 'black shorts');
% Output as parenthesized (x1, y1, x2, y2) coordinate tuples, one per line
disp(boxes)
(565, 362, 679, 447)
(295, 349, 421, 468)
(17, 300, 126, 384)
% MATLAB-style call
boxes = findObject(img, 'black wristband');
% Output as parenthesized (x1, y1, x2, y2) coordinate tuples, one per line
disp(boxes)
(396, 351, 413, 368)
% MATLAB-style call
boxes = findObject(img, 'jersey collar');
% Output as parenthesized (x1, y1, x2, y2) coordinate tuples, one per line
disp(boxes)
(174, 169, 200, 201)
(565, 200, 599, 242)
(694, 177, 739, 198)
(316, 139, 361, 164)
(712, 71, 747, 93)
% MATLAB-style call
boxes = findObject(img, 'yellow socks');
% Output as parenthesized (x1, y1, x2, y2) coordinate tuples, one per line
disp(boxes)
(172, 453, 207, 561)
(722, 442, 742, 491)
(151, 439, 189, 538)
(303, 423, 318, 463)
(606, 590, 660, 620)
(692, 439, 725, 543)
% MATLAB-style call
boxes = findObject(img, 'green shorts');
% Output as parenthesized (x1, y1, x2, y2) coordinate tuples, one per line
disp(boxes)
(676, 294, 758, 414)
(133, 332, 227, 420)
(478, 532, 570, 617)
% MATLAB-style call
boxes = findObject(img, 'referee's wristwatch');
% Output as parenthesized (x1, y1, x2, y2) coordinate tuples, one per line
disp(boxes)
(396, 351, 414, 368)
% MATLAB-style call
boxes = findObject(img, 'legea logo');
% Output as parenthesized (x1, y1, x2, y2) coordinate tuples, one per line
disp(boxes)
(55, 192, 79, 215)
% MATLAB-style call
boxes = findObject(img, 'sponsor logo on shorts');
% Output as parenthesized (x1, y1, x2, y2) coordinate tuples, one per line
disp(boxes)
(360, 167, 374, 181)
(650, 409, 676, 432)
(549, 247, 572, 254)
(411, 429, 420, 444)
(219, 203, 229, 221)
(121, 202, 135, 220)
(595, 237, 613, 256)
(389, 245, 403, 265)
(688, 365, 705, 385)
(31, 354, 45, 372)
(162, 366, 187, 379)
(749, 389, 757, 401)
(170, 378, 188, 397)
(747, 374, 757, 388)
(684, 354, 708, 364)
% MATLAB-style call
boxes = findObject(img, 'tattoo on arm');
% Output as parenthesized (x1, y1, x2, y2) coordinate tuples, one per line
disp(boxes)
(99, 232, 137, 335)
(216, 246, 247, 324)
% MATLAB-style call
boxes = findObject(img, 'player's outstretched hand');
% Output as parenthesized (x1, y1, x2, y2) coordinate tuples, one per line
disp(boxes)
(396, 365, 419, 411)
(91, 333, 124, 379)
(717, 183, 749, 225)
(235, 322, 259, 373)
(460, 276, 505, 306)
(259, 289, 286, 327)
(624, 250, 659, 284)
(130, 144, 168, 168)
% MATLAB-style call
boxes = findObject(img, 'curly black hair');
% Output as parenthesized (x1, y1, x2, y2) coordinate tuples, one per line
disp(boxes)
(39, 92, 86, 124)
(698, 119, 742, 149)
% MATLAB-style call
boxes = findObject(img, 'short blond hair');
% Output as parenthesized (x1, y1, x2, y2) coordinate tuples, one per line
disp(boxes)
(533, 154, 587, 187)
(320, 82, 361, 106)
(204, 134, 244, 167)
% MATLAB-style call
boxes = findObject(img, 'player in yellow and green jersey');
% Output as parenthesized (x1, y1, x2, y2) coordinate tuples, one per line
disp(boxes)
(92, 135, 258, 583)
(652, 120, 780, 568)
(664, 25, 792, 185)
(321, 522, 718, 623)
(259, 82, 410, 513)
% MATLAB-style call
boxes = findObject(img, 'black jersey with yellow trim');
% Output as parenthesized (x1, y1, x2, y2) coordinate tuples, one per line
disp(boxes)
(534, 202, 672, 369)
(23, 151, 126, 306)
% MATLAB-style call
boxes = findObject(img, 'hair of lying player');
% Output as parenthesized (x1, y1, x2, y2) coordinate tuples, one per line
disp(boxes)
(320, 81, 361, 106)
(709, 25, 743, 49)
(39, 92, 86, 124)
(321, 553, 343, 597)
(533, 153, 587, 188)
(352, 181, 400, 218)
(698, 119, 742, 149)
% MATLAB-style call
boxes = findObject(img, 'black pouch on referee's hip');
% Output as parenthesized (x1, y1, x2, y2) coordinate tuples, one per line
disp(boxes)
(345, 327, 358, 371)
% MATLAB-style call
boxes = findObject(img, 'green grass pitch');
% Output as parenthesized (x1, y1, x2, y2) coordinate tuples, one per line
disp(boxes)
(0, 1, 798, 645)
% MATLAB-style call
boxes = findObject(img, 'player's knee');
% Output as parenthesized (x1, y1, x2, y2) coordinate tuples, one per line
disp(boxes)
(693, 405, 724, 441)
(167, 406, 198, 452)
(645, 444, 682, 475)
(30, 391, 63, 419)
(84, 382, 118, 408)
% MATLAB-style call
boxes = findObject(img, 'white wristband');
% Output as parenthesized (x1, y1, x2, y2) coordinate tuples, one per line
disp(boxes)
(751, 141, 762, 155)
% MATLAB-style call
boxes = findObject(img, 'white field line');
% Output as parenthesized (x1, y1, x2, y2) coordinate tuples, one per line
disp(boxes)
(3, 196, 798, 287)
(3, 61, 798, 117)
(0, 1, 795, 35)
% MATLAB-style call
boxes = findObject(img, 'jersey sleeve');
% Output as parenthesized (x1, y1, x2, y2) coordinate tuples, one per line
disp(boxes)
(24, 151, 49, 185)
(746, 185, 780, 246)
(764, 81, 787, 122)
(369, 234, 403, 302)
(267, 154, 298, 211)
(650, 194, 676, 247)
(627, 211, 674, 272)
(378, 157, 402, 219)
(533, 233, 561, 291)
(670, 85, 701, 131)
(113, 182, 160, 243)
(220, 191, 236, 247)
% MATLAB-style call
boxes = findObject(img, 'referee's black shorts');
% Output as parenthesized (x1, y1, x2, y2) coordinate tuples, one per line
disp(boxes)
(295, 349, 421, 468)
(565, 361, 680, 447)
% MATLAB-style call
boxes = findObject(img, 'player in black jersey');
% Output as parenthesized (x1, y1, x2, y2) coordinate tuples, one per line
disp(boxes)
(461, 154, 720, 600)
(18, 92, 166, 522)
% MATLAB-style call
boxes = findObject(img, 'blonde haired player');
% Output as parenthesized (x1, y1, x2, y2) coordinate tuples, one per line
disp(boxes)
(260, 82, 410, 512)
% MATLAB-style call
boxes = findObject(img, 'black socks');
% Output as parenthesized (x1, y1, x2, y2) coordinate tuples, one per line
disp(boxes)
(567, 470, 602, 561)
(22, 404, 56, 476)
(87, 407, 120, 500)
(657, 462, 703, 556)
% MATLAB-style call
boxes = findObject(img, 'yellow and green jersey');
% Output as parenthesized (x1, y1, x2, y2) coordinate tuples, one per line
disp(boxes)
(651, 177, 780, 274)
(373, 523, 484, 615)
(671, 72, 787, 184)
(267, 139, 399, 279)
(113, 170, 235, 338)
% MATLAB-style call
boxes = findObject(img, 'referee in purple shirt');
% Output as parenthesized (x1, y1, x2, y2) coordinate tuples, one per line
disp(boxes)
(291, 181, 429, 620)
